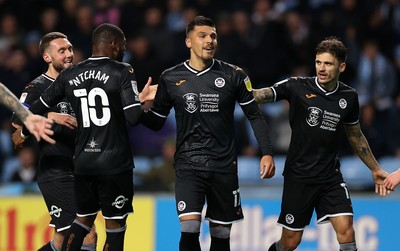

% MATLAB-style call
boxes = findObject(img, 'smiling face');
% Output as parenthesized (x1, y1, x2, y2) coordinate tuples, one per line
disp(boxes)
(315, 52, 346, 86)
(185, 25, 217, 65)
(43, 38, 73, 73)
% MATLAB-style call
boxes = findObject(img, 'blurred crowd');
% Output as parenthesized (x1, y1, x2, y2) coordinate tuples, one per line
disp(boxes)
(1, 0, 400, 186)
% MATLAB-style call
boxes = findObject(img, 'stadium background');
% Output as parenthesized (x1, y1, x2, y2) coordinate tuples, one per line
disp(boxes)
(1, 0, 400, 250)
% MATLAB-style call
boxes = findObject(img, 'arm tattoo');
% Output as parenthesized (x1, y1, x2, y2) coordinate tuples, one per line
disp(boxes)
(345, 123, 379, 171)
(0, 83, 30, 122)
(253, 87, 274, 103)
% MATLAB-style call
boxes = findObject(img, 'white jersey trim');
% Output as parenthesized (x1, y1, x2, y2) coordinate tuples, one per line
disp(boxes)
(317, 213, 354, 224)
(149, 109, 167, 118)
(314, 77, 339, 95)
(205, 217, 244, 224)
(123, 103, 141, 110)
(40, 96, 51, 108)
(178, 212, 202, 218)
(239, 98, 254, 106)
(184, 59, 215, 76)
(277, 223, 306, 231)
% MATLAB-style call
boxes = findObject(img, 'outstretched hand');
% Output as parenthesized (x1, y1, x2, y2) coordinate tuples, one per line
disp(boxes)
(24, 114, 55, 144)
(372, 168, 390, 196)
(260, 155, 275, 179)
(139, 77, 157, 110)
(384, 168, 400, 192)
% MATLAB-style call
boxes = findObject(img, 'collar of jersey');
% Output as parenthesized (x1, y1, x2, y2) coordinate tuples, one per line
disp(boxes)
(42, 73, 55, 82)
(88, 56, 110, 60)
(183, 59, 214, 76)
(314, 77, 339, 96)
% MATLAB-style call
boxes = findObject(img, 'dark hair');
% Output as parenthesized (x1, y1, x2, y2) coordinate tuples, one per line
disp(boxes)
(92, 23, 125, 45)
(186, 16, 215, 37)
(315, 36, 347, 63)
(39, 32, 68, 55)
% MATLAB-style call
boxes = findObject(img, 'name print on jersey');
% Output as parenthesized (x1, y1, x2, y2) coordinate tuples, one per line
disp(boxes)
(306, 107, 341, 132)
(68, 70, 110, 86)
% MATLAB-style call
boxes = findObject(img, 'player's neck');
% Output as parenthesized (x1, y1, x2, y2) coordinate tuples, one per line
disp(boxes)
(188, 57, 213, 71)
(319, 80, 338, 91)
(45, 67, 61, 79)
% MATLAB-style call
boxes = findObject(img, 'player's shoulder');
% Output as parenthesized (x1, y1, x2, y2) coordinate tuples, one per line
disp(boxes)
(338, 81, 357, 93)
(160, 61, 186, 77)
(214, 59, 245, 74)
(26, 74, 54, 90)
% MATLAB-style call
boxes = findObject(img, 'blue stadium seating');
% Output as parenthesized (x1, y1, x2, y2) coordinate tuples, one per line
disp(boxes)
(378, 156, 400, 173)
(339, 156, 374, 190)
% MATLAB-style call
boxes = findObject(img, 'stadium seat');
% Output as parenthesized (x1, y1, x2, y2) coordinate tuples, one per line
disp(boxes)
(378, 156, 400, 173)
(132, 156, 153, 186)
(133, 156, 153, 173)
(339, 156, 374, 191)
(237, 155, 285, 186)
(237, 156, 260, 185)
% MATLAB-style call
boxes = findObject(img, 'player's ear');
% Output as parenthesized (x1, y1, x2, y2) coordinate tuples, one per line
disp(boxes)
(339, 62, 346, 73)
(185, 37, 191, 49)
(42, 53, 51, 63)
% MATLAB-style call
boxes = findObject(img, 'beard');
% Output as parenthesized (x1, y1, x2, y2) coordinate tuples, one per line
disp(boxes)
(53, 62, 71, 73)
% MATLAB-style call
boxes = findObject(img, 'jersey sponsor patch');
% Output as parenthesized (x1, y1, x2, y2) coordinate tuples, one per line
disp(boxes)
(244, 76, 252, 92)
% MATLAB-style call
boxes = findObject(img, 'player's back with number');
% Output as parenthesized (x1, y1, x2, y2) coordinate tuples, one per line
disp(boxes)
(42, 57, 141, 176)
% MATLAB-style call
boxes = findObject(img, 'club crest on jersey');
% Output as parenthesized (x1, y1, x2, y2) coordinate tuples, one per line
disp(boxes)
(183, 93, 198, 113)
(177, 201, 186, 211)
(285, 214, 294, 224)
(57, 102, 70, 114)
(244, 76, 252, 92)
(214, 77, 225, 88)
(306, 107, 322, 127)
(339, 98, 347, 109)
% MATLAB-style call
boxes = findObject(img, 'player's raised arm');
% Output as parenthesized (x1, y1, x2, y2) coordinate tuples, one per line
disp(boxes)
(253, 87, 274, 103)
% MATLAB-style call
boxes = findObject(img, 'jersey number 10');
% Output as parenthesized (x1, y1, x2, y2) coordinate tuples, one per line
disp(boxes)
(74, 88, 111, 127)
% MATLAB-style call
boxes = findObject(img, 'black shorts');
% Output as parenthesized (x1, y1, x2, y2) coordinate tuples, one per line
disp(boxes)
(277, 178, 354, 230)
(74, 169, 134, 219)
(38, 177, 76, 232)
(175, 169, 244, 224)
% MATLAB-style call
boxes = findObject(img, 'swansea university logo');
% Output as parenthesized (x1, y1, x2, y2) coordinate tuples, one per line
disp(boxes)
(306, 107, 322, 127)
(183, 93, 198, 113)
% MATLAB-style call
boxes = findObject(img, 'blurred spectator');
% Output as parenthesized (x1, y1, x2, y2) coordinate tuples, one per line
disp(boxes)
(0, 13, 22, 64)
(0, 48, 32, 98)
(119, 0, 147, 37)
(165, 0, 186, 32)
(10, 147, 37, 183)
(141, 6, 174, 68)
(38, 7, 61, 35)
(354, 39, 397, 115)
(136, 138, 176, 192)
(93, 0, 120, 26)
(359, 103, 388, 159)
(125, 33, 163, 88)
(69, 4, 95, 58)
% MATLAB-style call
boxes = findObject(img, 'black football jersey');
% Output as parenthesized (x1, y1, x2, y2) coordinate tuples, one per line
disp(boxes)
(150, 59, 264, 173)
(37, 57, 141, 175)
(18, 74, 75, 182)
(272, 77, 359, 183)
